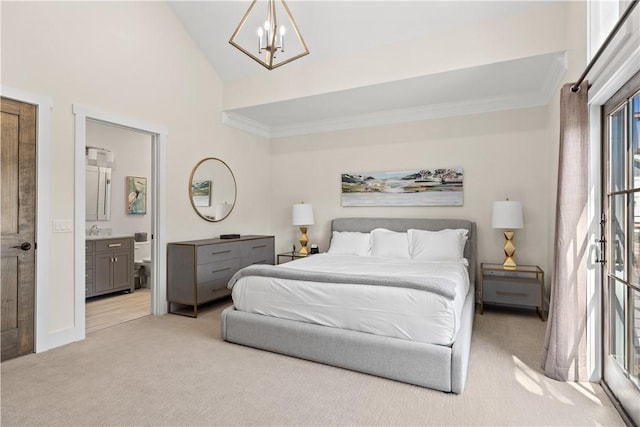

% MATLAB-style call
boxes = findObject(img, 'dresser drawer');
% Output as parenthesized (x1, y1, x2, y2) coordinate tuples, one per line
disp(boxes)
(95, 238, 131, 252)
(197, 279, 232, 303)
(197, 257, 242, 284)
(483, 277, 541, 307)
(241, 238, 274, 267)
(197, 242, 241, 265)
(85, 240, 94, 252)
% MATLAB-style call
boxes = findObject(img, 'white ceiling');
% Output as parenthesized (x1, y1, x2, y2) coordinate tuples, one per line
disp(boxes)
(169, 1, 567, 137)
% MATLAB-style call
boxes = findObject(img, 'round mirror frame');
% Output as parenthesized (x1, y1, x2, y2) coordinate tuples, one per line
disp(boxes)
(189, 157, 237, 222)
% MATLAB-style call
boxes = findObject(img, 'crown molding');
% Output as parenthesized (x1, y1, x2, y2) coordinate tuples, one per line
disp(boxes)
(267, 94, 548, 138)
(222, 52, 568, 139)
(538, 51, 568, 105)
(222, 111, 271, 138)
(224, 91, 562, 140)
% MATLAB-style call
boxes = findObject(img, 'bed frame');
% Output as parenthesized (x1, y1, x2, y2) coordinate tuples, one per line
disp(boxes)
(222, 218, 476, 393)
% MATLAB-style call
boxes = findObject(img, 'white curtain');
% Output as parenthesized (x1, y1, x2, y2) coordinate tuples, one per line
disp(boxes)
(541, 81, 589, 381)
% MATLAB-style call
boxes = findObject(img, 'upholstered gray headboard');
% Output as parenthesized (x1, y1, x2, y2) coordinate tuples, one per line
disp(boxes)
(331, 218, 477, 288)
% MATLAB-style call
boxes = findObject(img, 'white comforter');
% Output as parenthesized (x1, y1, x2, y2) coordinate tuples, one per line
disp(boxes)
(231, 254, 471, 345)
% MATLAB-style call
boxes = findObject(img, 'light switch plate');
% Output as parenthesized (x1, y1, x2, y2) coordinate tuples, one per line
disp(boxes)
(52, 219, 72, 233)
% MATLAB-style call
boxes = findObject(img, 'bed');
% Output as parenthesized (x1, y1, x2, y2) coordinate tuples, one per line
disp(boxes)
(221, 218, 476, 393)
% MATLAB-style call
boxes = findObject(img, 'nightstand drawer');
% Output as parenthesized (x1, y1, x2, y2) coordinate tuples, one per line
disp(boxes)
(483, 277, 541, 307)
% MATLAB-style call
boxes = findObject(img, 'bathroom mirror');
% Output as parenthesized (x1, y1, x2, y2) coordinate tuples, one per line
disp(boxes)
(189, 158, 237, 222)
(86, 165, 112, 220)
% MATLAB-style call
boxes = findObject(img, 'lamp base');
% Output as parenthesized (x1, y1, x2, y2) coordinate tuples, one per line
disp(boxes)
(502, 230, 517, 270)
(298, 226, 309, 255)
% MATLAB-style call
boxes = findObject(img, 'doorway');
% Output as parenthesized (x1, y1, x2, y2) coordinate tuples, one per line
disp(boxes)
(73, 105, 168, 340)
(602, 69, 640, 425)
(84, 120, 153, 333)
(1, 97, 36, 361)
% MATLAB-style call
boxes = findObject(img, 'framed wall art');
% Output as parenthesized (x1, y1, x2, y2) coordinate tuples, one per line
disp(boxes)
(341, 168, 463, 207)
(192, 180, 212, 207)
(126, 176, 147, 214)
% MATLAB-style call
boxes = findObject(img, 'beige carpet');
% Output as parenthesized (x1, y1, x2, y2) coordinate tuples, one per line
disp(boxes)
(1, 301, 623, 426)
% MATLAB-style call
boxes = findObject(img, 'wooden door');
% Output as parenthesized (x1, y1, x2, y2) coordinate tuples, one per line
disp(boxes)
(1, 97, 36, 361)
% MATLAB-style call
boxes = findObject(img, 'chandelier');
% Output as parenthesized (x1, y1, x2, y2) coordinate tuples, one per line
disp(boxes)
(229, 0, 309, 70)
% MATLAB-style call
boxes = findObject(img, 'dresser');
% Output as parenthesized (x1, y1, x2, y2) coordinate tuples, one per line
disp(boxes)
(86, 236, 135, 298)
(167, 235, 275, 317)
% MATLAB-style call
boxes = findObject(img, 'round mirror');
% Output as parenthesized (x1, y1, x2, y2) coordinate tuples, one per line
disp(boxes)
(189, 158, 237, 222)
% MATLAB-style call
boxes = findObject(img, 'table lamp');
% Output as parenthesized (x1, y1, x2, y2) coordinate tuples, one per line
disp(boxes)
(215, 202, 232, 220)
(292, 202, 314, 255)
(492, 199, 524, 269)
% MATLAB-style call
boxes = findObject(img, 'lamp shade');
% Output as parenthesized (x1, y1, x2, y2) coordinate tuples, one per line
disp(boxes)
(492, 200, 524, 229)
(292, 203, 314, 226)
(215, 203, 232, 220)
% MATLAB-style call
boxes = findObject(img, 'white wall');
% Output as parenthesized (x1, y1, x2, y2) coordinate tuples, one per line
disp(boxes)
(224, 2, 573, 110)
(86, 121, 153, 237)
(1, 0, 587, 349)
(270, 106, 553, 281)
(1, 2, 271, 339)
(268, 1, 586, 299)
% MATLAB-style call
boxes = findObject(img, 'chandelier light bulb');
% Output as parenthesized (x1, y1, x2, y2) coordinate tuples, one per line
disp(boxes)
(229, 0, 310, 70)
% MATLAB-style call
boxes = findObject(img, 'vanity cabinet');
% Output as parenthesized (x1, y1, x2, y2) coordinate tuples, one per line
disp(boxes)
(167, 235, 274, 317)
(86, 237, 134, 298)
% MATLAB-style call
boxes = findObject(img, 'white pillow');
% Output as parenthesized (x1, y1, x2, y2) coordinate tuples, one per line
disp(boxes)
(408, 228, 469, 261)
(369, 228, 410, 259)
(327, 231, 371, 256)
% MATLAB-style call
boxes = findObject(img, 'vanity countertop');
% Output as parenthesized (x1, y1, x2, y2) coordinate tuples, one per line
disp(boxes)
(86, 234, 134, 241)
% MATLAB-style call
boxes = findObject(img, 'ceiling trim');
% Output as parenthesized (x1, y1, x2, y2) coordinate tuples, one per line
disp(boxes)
(268, 92, 549, 139)
(225, 92, 544, 139)
(222, 111, 271, 138)
(222, 52, 567, 139)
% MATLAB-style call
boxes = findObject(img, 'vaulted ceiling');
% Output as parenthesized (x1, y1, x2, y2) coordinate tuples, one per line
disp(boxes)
(169, 1, 567, 137)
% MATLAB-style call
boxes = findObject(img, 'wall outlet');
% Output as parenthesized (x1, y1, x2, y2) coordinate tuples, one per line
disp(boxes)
(52, 220, 72, 233)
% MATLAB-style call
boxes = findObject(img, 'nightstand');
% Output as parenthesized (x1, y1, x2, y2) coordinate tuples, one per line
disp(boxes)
(480, 262, 546, 320)
(277, 251, 310, 264)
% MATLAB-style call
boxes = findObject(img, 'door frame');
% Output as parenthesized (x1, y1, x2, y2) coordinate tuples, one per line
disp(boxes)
(0, 86, 52, 353)
(587, 21, 640, 421)
(599, 71, 640, 426)
(73, 105, 168, 341)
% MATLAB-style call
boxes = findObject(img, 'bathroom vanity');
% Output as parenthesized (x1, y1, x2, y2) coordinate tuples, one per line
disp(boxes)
(85, 236, 135, 298)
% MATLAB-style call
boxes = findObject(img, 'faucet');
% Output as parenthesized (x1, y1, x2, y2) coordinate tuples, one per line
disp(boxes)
(89, 225, 100, 236)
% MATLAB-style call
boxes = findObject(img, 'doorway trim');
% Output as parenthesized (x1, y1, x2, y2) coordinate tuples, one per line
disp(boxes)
(73, 104, 168, 341)
(0, 86, 52, 353)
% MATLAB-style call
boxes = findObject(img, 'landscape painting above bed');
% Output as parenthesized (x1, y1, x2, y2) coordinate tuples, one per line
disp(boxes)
(341, 168, 463, 207)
